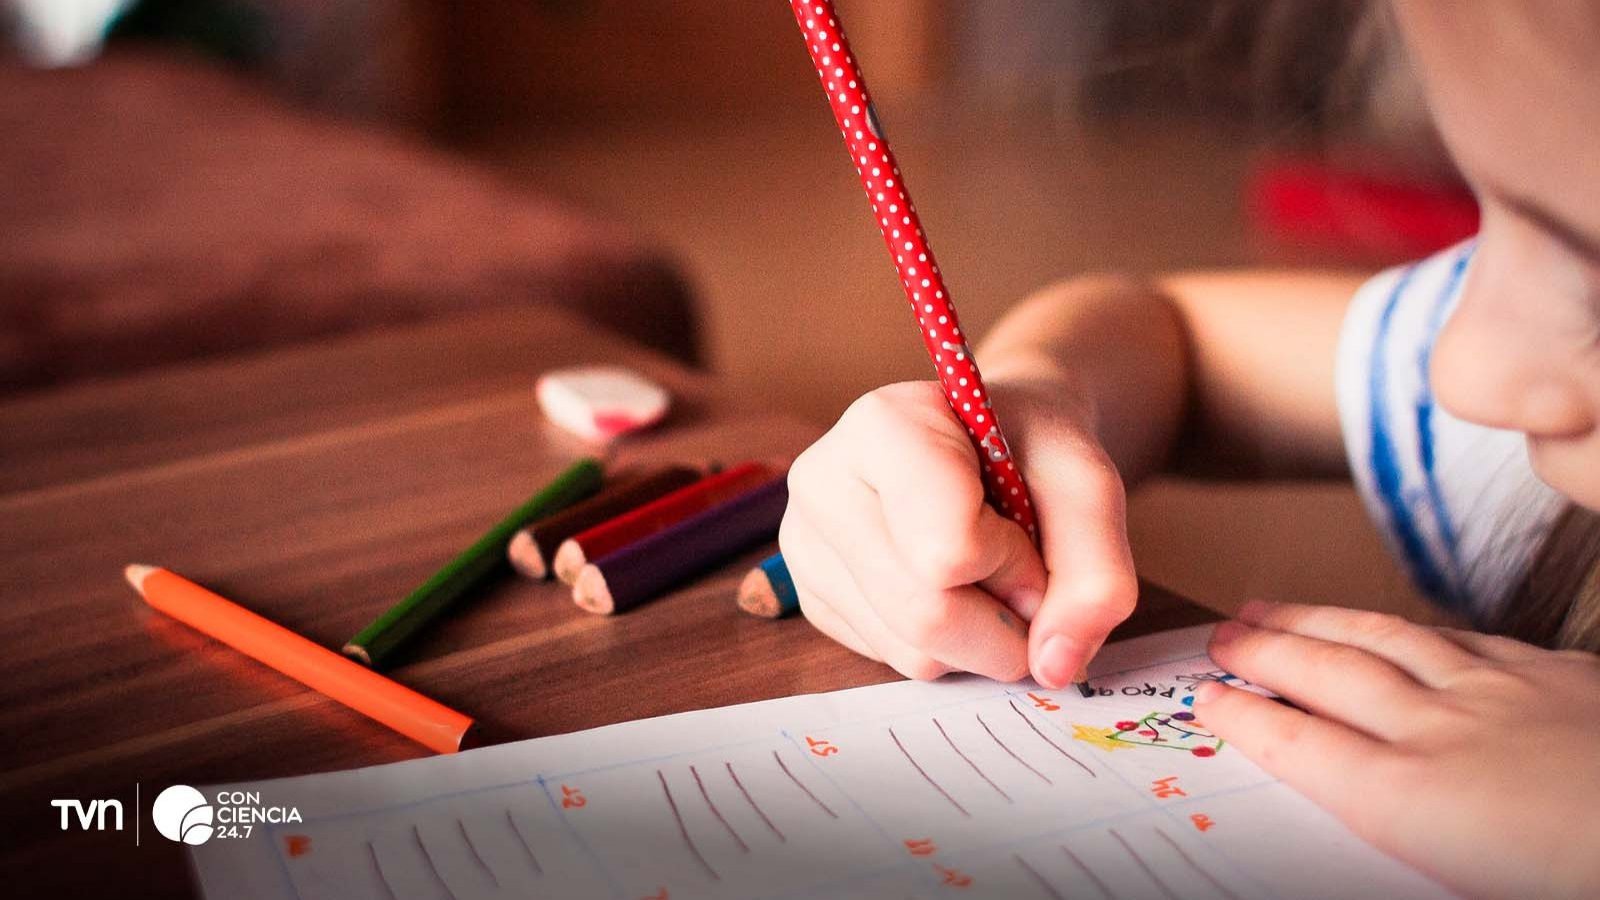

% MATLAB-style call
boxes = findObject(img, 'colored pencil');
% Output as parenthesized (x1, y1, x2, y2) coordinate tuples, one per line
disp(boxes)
(737, 552, 800, 619)
(345, 457, 603, 669)
(573, 476, 788, 615)
(785, 1, 1038, 539)
(551, 461, 774, 585)
(125, 565, 474, 754)
(507, 465, 701, 580)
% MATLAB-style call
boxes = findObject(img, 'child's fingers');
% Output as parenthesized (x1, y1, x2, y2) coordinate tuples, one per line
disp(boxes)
(1207, 621, 1432, 738)
(1193, 682, 1397, 842)
(780, 515, 883, 663)
(1023, 445, 1138, 689)
(1431, 626, 1544, 663)
(848, 386, 1048, 613)
(1236, 601, 1475, 687)
(784, 514, 958, 680)
(837, 491, 1031, 682)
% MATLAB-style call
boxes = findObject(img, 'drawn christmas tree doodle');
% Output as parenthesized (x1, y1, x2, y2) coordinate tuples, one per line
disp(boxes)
(1073, 710, 1224, 757)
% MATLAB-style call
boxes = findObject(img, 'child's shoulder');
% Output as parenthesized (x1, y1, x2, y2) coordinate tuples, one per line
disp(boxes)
(1334, 241, 1565, 622)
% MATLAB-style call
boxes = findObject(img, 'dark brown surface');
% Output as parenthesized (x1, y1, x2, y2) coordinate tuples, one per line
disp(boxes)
(0, 50, 697, 395)
(0, 308, 1213, 897)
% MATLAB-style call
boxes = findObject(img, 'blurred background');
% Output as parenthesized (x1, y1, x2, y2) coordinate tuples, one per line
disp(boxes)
(3, 0, 1475, 617)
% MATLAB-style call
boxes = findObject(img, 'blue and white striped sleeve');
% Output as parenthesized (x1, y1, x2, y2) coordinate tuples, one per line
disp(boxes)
(1335, 241, 1565, 623)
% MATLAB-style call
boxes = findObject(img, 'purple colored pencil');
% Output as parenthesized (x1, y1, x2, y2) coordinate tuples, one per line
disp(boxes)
(572, 476, 787, 614)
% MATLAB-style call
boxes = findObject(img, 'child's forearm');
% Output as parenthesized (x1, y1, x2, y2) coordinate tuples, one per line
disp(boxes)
(979, 271, 1363, 482)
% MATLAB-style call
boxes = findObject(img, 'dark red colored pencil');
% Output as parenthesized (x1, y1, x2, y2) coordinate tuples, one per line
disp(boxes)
(507, 465, 702, 580)
(552, 462, 774, 585)
(573, 476, 788, 615)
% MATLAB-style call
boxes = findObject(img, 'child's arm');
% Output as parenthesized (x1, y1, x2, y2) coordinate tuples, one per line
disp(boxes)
(781, 270, 1365, 689)
(979, 270, 1363, 484)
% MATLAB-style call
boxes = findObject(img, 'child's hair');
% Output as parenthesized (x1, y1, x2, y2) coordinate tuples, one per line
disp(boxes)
(1499, 510, 1600, 651)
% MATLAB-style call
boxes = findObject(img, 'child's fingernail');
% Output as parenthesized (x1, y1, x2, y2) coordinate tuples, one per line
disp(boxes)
(1193, 681, 1226, 703)
(1210, 620, 1249, 647)
(1035, 634, 1082, 689)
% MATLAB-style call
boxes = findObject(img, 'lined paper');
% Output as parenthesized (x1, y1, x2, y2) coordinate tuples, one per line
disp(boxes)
(190, 626, 1448, 899)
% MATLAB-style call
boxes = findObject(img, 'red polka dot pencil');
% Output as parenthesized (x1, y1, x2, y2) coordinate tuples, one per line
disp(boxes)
(784, 1, 1038, 540)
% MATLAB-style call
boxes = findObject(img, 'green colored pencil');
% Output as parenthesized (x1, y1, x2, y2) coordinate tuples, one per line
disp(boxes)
(344, 457, 603, 669)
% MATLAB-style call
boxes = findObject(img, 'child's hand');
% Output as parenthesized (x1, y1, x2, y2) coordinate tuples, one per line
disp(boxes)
(780, 380, 1138, 687)
(1196, 601, 1600, 900)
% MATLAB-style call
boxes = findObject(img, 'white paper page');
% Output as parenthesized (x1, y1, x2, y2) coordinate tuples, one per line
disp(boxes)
(188, 626, 1451, 899)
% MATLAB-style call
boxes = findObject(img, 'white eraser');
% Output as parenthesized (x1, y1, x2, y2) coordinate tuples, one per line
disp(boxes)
(536, 366, 671, 442)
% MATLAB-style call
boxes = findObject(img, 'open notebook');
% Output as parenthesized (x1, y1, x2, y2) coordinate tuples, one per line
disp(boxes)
(189, 626, 1448, 899)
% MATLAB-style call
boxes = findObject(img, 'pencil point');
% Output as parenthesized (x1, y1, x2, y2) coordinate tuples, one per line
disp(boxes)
(1075, 680, 1094, 699)
(572, 565, 615, 615)
(124, 564, 157, 594)
(736, 567, 780, 619)
(507, 529, 546, 580)
(343, 644, 373, 667)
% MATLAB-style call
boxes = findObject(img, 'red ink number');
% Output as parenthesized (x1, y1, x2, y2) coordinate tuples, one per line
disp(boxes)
(934, 864, 973, 888)
(806, 736, 839, 758)
(1026, 692, 1060, 712)
(1190, 813, 1215, 832)
(904, 837, 937, 857)
(1151, 776, 1187, 799)
(283, 834, 312, 858)
(561, 784, 588, 809)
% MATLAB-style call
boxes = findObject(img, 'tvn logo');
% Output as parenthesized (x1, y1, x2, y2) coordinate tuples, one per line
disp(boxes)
(50, 798, 124, 832)
(51, 785, 300, 846)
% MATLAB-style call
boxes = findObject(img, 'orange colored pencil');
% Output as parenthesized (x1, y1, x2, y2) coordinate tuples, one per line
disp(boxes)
(125, 564, 474, 754)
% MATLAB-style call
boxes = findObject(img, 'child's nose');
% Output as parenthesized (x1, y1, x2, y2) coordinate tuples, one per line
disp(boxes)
(1431, 307, 1594, 439)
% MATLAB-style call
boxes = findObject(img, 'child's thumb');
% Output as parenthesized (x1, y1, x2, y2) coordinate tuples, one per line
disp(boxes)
(1023, 457, 1139, 689)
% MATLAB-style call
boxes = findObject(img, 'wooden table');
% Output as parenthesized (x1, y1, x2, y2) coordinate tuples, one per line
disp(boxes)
(0, 309, 1214, 897)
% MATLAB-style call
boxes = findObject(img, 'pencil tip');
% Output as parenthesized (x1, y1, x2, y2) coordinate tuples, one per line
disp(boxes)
(124, 564, 156, 593)
(1075, 680, 1095, 699)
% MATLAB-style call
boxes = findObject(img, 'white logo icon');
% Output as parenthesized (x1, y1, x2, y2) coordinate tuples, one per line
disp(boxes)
(152, 785, 214, 845)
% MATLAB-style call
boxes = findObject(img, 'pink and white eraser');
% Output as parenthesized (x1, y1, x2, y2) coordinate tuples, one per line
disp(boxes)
(536, 366, 671, 441)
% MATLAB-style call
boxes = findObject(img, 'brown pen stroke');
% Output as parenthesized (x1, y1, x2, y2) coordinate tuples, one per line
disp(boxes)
(505, 809, 544, 875)
(773, 750, 838, 818)
(1154, 826, 1244, 900)
(975, 712, 1052, 785)
(727, 761, 785, 841)
(1059, 844, 1115, 900)
(691, 764, 750, 852)
(659, 769, 720, 881)
(1110, 827, 1179, 900)
(456, 819, 500, 888)
(889, 726, 970, 817)
(367, 840, 398, 900)
(1013, 852, 1065, 900)
(1008, 699, 1096, 777)
(933, 717, 1012, 802)
(413, 824, 462, 900)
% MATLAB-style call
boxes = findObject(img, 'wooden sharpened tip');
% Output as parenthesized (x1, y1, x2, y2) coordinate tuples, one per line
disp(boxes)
(736, 567, 783, 619)
(572, 565, 615, 615)
(507, 529, 547, 580)
(124, 563, 158, 594)
(552, 539, 587, 586)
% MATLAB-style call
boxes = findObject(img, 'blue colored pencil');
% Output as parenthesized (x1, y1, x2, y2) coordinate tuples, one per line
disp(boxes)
(737, 553, 799, 619)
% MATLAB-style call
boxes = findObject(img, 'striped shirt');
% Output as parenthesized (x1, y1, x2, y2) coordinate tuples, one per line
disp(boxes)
(1336, 241, 1566, 624)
